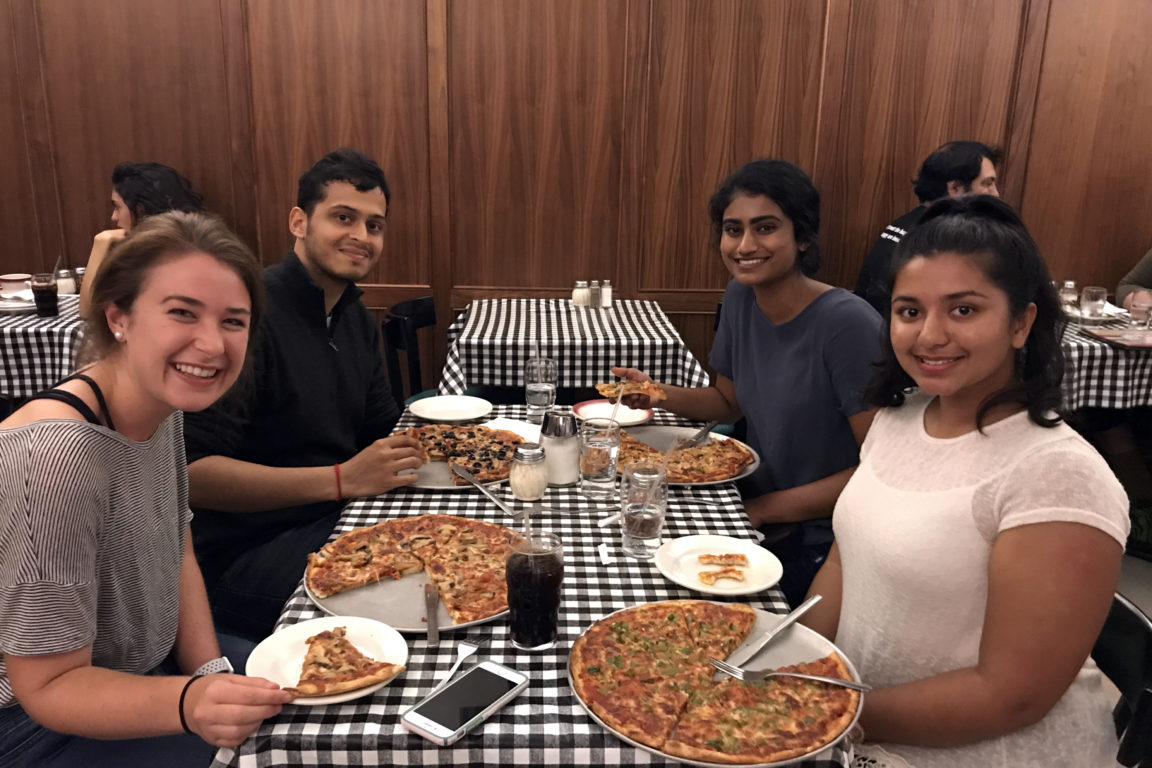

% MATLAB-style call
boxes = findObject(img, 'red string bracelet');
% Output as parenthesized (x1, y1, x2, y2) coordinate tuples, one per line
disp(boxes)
(333, 463, 343, 499)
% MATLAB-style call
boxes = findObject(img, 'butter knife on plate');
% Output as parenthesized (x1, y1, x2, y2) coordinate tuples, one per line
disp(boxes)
(451, 464, 518, 519)
(424, 583, 440, 648)
(724, 594, 822, 669)
(680, 420, 721, 448)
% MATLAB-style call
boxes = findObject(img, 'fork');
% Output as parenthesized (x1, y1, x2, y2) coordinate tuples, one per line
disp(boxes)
(709, 658, 872, 692)
(430, 639, 485, 693)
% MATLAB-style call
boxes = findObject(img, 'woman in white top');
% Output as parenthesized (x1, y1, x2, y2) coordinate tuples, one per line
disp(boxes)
(804, 196, 1129, 767)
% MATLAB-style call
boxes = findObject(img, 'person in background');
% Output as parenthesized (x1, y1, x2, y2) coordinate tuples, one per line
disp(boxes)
(804, 196, 1127, 767)
(0, 211, 292, 768)
(183, 148, 421, 642)
(854, 140, 1002, 316)
(613, 159, 884, 605)
(79, 161, 205, 315)
(1117, 246, 1152, 309)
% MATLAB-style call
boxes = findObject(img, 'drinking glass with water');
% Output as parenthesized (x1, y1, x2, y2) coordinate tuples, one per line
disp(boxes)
(524, 357, 558, 423)
(620, 461, 667, 559)
(578, 418, 620, 500)
(1079, 286, 1107, 321)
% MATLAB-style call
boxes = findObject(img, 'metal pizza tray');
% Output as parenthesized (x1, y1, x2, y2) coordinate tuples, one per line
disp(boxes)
(567, 600, 862, 767)
(620, 426, 761, 486)
(405, 460, 507, 491)
(304, 573, 507, 633)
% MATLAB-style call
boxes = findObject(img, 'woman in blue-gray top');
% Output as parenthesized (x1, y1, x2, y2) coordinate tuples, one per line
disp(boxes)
(613, 159, 884, 604)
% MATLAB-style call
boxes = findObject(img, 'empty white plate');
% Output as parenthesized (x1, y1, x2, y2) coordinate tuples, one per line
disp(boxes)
(408, 395, 493, 422)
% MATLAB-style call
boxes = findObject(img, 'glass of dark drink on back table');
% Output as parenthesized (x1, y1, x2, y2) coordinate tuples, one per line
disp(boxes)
(506, 531, 564, 651)
(30, 272, 58, 317)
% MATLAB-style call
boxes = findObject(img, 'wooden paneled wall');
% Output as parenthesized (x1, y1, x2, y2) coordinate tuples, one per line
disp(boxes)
(4, 0, 1152, 385)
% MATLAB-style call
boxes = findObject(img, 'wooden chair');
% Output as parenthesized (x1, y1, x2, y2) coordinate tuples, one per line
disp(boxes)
(1092, 592, 1152, 766)
(382, 296, 438, 407)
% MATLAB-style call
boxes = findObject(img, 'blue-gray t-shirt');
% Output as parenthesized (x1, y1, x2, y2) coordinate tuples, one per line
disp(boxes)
(710, 282, 884, 502)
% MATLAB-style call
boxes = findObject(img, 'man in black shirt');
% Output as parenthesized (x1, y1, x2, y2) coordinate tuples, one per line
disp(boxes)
(184, 149, 422, 640)
(855, 141, 1003, 315)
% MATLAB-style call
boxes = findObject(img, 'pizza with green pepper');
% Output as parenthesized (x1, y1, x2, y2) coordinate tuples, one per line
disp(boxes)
(570, 601, 860, 764)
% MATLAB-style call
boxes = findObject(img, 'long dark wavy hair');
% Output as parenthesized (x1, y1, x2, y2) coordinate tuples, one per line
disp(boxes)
(864, 196, 1065, 429)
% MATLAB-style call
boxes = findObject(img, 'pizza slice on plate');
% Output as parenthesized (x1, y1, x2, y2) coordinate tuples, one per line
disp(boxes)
(284, 626, 405, 697)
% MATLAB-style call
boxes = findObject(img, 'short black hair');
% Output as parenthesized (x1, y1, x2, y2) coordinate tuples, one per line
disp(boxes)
(112, 162, 203, 223)
(912, 141, 1003, 203)
(865, 195, 1064, 430)
(296, 148, 391, 215)
(707, 159, 821, 276)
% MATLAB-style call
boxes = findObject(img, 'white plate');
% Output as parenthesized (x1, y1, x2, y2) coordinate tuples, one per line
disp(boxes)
(568, 601, 862, 766)
(654, 535, 783, 595)
(622, 425, 761, 486)
(409, 395, 493, 422)
(0, 299, 35, 314)
(406, 461, 506, 491)
(247, 616, 408, 706)
(573, 399, 653, 426)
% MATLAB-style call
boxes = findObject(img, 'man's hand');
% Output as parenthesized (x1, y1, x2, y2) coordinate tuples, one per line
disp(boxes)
(609, 366, 654, 410)
(185, 674, 294, 748)
(338, 434, 423, 498)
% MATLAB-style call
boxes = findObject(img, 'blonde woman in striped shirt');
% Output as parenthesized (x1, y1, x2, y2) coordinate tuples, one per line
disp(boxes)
(0, 212, 293, 767)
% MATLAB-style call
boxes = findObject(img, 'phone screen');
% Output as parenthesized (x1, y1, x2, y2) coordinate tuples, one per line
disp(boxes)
(411, 666, 520, 731)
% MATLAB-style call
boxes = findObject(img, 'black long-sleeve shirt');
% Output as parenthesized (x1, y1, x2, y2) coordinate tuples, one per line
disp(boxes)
(854, 206, 927, 316)
(184, 251, 399, 564)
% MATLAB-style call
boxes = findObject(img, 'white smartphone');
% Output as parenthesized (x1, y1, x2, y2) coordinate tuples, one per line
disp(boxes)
(401, 660, 529, 746)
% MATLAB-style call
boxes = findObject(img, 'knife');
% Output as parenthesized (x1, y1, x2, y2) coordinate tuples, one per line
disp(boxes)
(451, 464, 518, 518)
(724, 594, 822, 669)
(424, 583, 440, 648)
(680, 420, 721, 448)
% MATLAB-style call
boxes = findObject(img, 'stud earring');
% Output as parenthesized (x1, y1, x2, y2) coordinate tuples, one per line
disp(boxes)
(114, 331, 123, 341)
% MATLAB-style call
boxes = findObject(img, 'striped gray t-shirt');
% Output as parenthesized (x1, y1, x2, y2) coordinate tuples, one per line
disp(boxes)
(0, 412, 190, 708)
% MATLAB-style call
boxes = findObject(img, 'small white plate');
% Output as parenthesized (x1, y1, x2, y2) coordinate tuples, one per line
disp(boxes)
(408, 395, 493, 422)
(573, 398, 653, 426)
(0, 301, 35, 315)
(654, 534, 783, 595)
(247, 616, 409, 706)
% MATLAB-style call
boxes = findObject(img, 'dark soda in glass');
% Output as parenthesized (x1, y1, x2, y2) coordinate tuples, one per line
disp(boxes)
(30, 273, 58, 317)
(506, 532, 564, 651)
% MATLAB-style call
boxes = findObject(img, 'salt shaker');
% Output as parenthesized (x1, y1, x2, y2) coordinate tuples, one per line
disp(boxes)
(539, 407, 580, 486)
(589, 280, 601, 307)
(509, 443, 548, 501)
(600, 279, 613, 307)
(572, 280, 590, 307)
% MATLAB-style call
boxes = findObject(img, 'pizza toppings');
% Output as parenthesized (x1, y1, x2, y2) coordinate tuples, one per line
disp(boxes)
(618, 431, 755, 484)
(399, 425, 524, 485)
(595, 380, 668, 403)
(571, 601, 860, 764)
(284, 626, 405, 697)
(305, 514, 519, 624)
(698, 567, 746, 586)
(698, 553, 749, 567)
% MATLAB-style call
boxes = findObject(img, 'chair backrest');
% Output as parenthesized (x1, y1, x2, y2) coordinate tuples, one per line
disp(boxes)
(1091, 592, 1152, 767)
(382, 296, 436, 404)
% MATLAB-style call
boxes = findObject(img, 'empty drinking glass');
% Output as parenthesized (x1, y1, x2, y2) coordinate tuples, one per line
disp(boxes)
(524, 356, 558, 423)
(620, 461, 667, 559)
(1080, 286, 1108, 322)
(1123, 297, 1152, 341)
(578, 417, 620, 500)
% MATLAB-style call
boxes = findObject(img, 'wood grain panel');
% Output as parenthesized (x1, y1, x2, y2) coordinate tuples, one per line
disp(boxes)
(446, 0, 630, 289)
(813, 0, 1026, 289)
(0, 1, 42, 273)
(1019, 0, 1152, 291)
(34, 0, 236, 267)
(641, 0, 826, 293)
(246, 0, 430, 280)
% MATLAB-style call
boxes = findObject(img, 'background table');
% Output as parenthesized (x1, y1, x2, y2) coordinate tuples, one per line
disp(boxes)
(1062, 319, 1152, 411)
(439, 299, 710, 395)
(213, 406, 850, 768)
(0, 294, 82, 399)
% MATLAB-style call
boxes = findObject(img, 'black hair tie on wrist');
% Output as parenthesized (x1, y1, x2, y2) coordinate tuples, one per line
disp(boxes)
(179, 675, 203, 734)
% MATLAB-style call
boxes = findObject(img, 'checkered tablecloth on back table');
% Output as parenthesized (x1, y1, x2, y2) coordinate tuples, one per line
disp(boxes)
(213, 406, 850, 768)
(439, 299, 710, 395)
(1061, 319, 1152, 411)
(0, 294, 83, 399)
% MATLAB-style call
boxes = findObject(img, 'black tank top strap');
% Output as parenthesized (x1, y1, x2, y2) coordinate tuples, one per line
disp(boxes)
(25, 390, 103, 426)
(32, 372, 118, 431)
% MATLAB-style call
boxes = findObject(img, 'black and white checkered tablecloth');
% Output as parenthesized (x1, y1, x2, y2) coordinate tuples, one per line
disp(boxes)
(439, 299, 710, 395)
(213, 406, 850, 768)
(0, 294, 83, 399)
(1062, 319, 1152, 411)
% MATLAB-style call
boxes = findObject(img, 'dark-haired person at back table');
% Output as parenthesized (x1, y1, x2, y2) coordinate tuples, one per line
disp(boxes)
(614, 159, 884, 606)
(854, 141, 1002, 316)
(79, 162, 204, 315)
(183, 149, 422, 642)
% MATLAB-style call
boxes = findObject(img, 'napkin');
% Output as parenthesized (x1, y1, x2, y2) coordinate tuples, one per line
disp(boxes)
(1103, 301, 1127, 317)
(0, 289, 34, 302)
